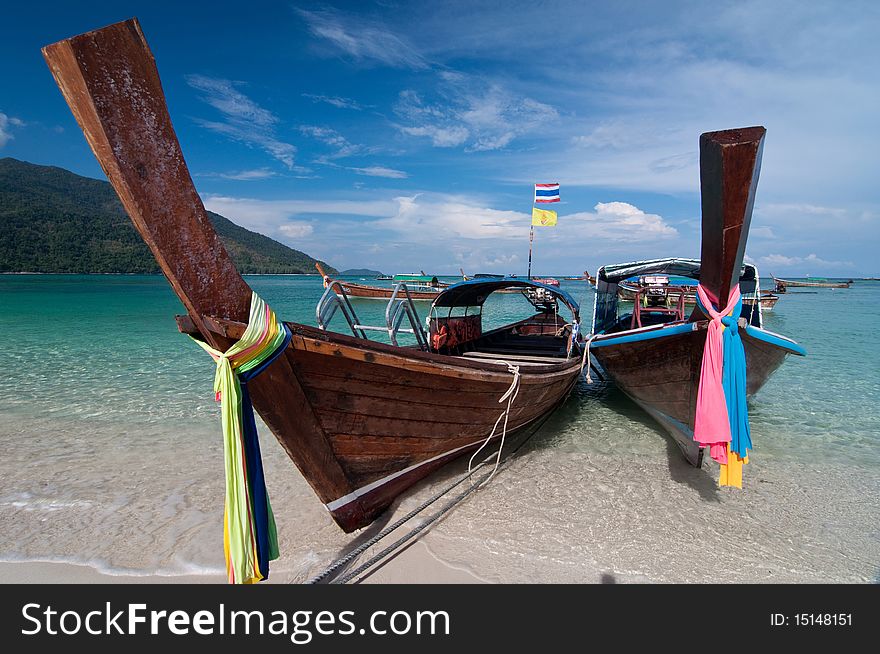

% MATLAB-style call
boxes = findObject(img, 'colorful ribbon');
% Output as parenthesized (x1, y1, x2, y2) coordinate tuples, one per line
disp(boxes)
(192, 292, 291, 583)
(694, 284, 752, 487)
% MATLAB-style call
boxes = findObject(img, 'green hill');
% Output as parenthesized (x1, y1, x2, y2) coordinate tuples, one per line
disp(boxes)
(0, 158, 337, 275)
(340, 268, 385, 276)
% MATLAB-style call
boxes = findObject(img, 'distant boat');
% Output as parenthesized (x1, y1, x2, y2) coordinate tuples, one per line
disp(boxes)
(588, 127, 805, 472)
(531, 277, 560, 287)
(319, 265, 441, 300)
(459, 270, 523, 293)
(394, 272, 451, 288)
(771, 275, 852, 290)
(562, 271, 596, 284)
(375, 274, 393, 280)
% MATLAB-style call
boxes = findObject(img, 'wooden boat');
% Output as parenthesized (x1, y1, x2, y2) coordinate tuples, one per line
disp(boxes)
(757, 290, 779, 311)
(771, 275, 852, 290)
(588, 127, 805, 468)
(532, 277, 560, 287)
(459, 271, 524, 293)
(563, 271, 596, 284)
(43, 18, 585, 533)
(318, 263, 441, 301)
(618, 273, 779, 313)
(397, 272, 451, 288)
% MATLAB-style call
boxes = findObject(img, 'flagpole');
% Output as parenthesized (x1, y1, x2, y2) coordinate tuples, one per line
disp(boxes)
(527, 224, 534, 280)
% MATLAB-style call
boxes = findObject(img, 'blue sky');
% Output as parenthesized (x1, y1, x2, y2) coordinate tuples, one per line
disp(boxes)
(2, 1, 878, 276)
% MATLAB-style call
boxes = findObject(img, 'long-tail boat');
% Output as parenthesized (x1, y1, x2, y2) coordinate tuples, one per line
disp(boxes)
(588, 127, 805, 475)
(771, 275, 852, 289)
(317, 263, 441, 301)
(42, 19, 585, 533)
(459, 270, 525, 293)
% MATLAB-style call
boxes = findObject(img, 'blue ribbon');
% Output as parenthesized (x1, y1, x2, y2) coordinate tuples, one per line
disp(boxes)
(237, 324, 292, 580)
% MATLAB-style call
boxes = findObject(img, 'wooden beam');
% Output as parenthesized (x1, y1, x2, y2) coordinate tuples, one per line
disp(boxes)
(42, 19, 251, 345)
(697, 126, 766, 308)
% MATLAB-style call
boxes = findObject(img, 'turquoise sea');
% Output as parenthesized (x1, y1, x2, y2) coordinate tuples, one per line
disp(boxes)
(0, 274, 877, 582)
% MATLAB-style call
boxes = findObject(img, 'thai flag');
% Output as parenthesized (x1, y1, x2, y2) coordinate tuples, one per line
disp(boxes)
(535, 183, 560, 203)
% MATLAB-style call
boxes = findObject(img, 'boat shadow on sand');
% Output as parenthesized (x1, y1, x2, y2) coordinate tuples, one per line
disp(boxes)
(579, 378, 722, 503)
(317, 377, 722, 582)
(314, 400, 574, 582)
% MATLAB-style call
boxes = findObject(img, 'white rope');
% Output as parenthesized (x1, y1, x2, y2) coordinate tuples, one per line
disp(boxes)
(580, 334, 598, 384)
(468, 362, 521, 487)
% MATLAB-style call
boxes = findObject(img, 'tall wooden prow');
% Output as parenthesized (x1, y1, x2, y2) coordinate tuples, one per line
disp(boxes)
(43, 18, 359, 528)
(692, 126, 765, 317)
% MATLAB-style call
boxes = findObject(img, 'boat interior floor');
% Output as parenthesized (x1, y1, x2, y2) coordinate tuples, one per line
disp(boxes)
(456, 331, 574, 365)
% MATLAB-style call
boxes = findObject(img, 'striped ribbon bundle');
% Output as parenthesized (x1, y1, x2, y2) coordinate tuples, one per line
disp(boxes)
(193, 292, 292, 583)
(693, 284, 752, 488)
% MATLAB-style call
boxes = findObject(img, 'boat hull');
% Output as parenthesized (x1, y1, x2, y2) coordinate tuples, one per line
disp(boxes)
(772, 276, 851, 289)
(331, 280, 439, 301)
(196, 318, 582, 531)
(590, 323, 798, 466)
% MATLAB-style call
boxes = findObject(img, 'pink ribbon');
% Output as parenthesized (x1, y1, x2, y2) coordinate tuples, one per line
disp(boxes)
(693, 284, 741, 464)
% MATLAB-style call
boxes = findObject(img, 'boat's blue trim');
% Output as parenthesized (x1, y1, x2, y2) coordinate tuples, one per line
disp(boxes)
(590, 322, 697, 348)
(744, 325, 807, 356)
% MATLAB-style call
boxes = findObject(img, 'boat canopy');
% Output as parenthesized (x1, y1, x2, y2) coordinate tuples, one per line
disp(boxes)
(393, 274, 439, 284)
(599, 258, 754, 284)
(432, 278, 580, 319)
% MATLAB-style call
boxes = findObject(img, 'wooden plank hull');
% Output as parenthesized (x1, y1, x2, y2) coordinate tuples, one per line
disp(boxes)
(329, 280, 440, 301)
(757, 293, 779, 310)
(204, 317, 581, 531)
(591, 324, 793, 466)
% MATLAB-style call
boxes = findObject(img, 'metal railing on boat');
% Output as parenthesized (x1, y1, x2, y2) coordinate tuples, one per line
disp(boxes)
(316, 280, 429, 350)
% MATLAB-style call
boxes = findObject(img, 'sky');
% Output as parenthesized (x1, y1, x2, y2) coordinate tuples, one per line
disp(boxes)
(1, 0, 878, 276)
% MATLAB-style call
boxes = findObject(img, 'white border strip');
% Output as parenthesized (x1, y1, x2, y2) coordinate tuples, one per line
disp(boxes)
(325, 438, 490, 512)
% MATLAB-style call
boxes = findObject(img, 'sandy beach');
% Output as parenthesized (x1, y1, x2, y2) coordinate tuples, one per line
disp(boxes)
(2, 399, 876, 585)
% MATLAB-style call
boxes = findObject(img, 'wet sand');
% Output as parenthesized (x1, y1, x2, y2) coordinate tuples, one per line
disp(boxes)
(1, 406, 876, 585)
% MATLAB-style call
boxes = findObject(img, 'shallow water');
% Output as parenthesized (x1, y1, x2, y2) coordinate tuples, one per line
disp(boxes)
(0, 274, 877, 582)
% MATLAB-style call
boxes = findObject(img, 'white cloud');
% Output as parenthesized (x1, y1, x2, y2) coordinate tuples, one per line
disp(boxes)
(761, 253, 799, 267)
(760, 203, 846, 218)
(0, 112, 24, 147)
(278, 222, 314, 239)
(186, 75, 296, 168)
(399, 124, 469, 148)
(202, 191, 682, 274)
(374, 195, 526, 240)
(750, 226, 776, 239)
(394, 79, 559, 152)
(297, 8, 427, 69)
(298, 125, 367, 160)
(566, 202, 678, 241)
(301, 94, 367, 110)
(349, 166, 408, 179)
(202, 168, 278, 181)
(759, 252, 854, 269)
(202, 194, 398, 235)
